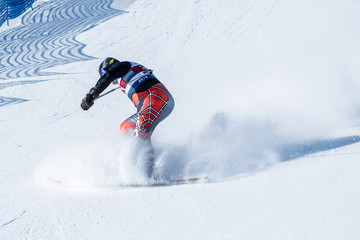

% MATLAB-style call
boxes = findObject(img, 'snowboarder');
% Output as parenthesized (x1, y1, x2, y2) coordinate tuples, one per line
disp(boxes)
(80, 57, 175, 178)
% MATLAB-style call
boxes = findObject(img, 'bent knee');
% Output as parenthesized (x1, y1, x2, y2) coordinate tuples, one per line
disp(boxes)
(120, 121, 136, 134)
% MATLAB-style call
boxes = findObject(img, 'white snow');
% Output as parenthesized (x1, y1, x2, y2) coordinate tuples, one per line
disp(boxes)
(1, 0, 360, 239)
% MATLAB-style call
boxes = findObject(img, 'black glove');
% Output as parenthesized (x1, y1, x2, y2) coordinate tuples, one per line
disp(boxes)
(81, 93, 94, 111)
(81, 87, 98, 111)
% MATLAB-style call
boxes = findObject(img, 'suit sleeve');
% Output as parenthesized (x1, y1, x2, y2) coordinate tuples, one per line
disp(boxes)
(94, 61, 131, 94)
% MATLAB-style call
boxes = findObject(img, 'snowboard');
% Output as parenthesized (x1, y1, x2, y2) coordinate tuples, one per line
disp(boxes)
(118, 176, 211, 187)
(48, 176, 210, 188)
(138, 176, 211, 187)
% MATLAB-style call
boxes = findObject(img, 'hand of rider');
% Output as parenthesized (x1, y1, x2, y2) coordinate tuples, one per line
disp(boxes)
(81, 87, 98, 111)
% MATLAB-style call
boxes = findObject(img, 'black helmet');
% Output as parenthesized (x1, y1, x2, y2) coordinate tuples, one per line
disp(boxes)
(98, 57, 119, 76)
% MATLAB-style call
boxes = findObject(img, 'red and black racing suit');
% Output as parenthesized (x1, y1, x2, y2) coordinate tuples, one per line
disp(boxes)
(93, 61, 174, 139)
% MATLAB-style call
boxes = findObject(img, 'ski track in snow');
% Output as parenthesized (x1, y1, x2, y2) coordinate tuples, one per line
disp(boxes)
(0, 80, 45, 108)
(0, 0, 124, 80)
(0, 96, 28, 107)
(0, 0, 124, 107)
(1, 210, 27, 228)
(0, 80, 45, 90)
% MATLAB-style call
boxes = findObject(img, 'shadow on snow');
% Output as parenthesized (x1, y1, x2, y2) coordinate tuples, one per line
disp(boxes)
(277, 135, 360, 162)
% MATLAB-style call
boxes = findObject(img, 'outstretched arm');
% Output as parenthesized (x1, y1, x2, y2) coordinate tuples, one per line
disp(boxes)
(80, 61, 131, 111)
(94, 61, 131, 93)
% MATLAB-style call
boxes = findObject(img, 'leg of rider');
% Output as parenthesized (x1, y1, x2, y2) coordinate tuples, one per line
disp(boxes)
(135, 84, 174, 178)
(120, 113, 154, 178)
(136, 83, 174, 138)
(135, 135, 155, 178)
(120, 113, 137, 135)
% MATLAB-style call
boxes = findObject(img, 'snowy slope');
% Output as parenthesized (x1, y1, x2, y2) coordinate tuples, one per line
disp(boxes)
(1, 0, 360, 239)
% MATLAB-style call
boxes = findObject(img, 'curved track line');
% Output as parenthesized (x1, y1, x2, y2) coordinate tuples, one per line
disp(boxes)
(0, 0, 125, 80)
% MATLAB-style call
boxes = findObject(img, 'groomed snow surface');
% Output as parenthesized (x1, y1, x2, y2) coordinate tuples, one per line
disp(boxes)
(1, 0, 360, 239)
